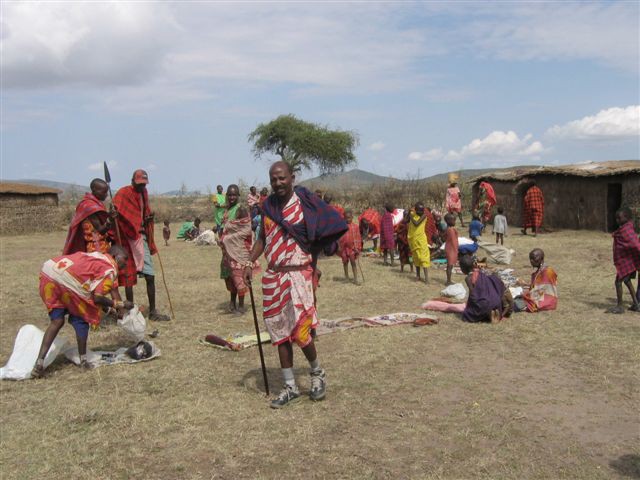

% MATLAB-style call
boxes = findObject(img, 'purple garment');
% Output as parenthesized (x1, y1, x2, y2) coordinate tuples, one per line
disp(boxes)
(462, 272, 505, 322)
(262, 186, 348, 257)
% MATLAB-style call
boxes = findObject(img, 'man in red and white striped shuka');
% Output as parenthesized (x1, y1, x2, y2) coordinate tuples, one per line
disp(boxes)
(244, 161, 347, 409)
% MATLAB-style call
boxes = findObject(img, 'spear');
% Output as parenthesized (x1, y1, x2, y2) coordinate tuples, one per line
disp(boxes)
(103, 161, 122, 246)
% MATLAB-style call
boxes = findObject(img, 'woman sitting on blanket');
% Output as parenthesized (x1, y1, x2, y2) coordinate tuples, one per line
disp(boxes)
(460, 254, 513, 323)
(513, 248, 557, 313)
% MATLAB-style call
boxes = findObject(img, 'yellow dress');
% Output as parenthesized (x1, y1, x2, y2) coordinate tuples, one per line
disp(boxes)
(408, 213, 430, 268)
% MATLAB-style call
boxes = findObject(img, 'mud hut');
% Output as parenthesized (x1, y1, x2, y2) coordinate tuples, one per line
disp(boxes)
(0, 182, 62, 234)
(470, 160, 640, 232)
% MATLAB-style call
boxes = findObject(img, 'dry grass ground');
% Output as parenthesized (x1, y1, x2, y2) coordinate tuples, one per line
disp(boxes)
(1, 225, 639, 480)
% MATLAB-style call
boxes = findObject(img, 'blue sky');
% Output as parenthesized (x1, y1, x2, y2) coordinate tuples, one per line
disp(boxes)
(1, 1, 638, 194)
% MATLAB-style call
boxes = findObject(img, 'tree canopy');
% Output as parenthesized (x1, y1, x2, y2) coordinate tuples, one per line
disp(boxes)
(248, 114, 359, 174)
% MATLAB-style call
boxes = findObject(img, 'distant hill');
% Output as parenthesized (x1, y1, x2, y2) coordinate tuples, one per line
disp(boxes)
(160, 189, 204, 197)
(300, 166, 537, 190)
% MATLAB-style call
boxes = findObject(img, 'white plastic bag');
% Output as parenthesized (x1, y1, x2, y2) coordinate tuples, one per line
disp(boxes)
(0, 324, 68, 380)
(441, 283, 467, 302)
(117, 306, 146, 342)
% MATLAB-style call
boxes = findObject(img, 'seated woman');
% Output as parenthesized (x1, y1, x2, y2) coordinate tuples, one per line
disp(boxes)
(460, 254, 512, 323)
(514, 248, 558, 313)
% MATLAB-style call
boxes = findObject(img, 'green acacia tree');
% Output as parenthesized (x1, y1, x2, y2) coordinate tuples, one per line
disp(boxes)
(248, 114, 359, 174)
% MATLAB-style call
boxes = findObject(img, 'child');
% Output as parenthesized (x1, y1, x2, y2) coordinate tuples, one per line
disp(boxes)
(380, 203, 396, 266)
(607, 207, 640, 313)
(219, 206, 259, 314)
(514, 248, 558, 313)
(338, 210, 362, 284)
(408, 202, 430, 284)
(395, 210, 413, 273)
(162, 220, 171, 246)
(468, 214, 484, 242)
(492, 207, 508, 245)
(460, 254, 512, 323)
(444, 213, 459, 285)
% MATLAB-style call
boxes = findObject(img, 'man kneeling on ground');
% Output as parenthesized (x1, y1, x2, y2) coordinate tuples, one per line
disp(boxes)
(32, 245, 133, 377)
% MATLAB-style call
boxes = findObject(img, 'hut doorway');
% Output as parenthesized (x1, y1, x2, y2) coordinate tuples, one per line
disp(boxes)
(607, 183, 622, 231)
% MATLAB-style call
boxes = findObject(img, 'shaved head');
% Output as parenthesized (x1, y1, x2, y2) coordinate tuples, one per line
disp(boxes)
(269, 160, 293, 175)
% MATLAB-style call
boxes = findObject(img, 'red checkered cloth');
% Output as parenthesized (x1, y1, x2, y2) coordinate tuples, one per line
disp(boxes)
(424, 209, 438, 244)
(112, 185, 157, 287)
(613, 221, 640, 279)
(380, 212, 395, 249)
(359, 209, 381, 237)
(523, 186, 544, 228)
(63, 193, 109, 254)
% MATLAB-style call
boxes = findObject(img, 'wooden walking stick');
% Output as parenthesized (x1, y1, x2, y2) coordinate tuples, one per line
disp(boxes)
(357, 257, 365, 284)
(248, 283, 269, 396)
(154, 249, 175, 320)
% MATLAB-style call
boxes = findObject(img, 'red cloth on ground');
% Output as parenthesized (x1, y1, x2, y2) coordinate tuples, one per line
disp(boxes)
(338, 222, 362, 263)
(613, 221, 640, 280)
(63, 193, 109, 254)
(523, 185, 544, 228)
(445, 227, 459, 265)
(112, 185, 157, 287)
(380, 212, 395, 249)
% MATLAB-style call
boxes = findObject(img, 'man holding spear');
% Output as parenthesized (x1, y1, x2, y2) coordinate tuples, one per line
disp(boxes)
(112, 169, 170, 321)
(244, 161, 347, 408)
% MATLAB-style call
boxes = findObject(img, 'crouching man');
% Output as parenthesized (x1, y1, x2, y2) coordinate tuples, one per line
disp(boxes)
(32, 245, 132, 377)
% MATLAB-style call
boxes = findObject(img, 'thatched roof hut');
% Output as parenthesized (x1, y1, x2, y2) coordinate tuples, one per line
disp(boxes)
(0, 182, 62, 234)
(470, 160, 640, 232)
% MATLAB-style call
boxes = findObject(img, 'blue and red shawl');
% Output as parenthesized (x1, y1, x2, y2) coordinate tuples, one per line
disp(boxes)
(261, 186, 348, 257)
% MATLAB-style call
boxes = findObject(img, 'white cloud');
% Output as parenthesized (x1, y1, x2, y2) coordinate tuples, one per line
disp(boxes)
(88, 161, 118, 172)
(368, 141, 386, 152)
(408, 148, 444, 162)
(546, 105, 640, 140)
(409, 130, 546, 164)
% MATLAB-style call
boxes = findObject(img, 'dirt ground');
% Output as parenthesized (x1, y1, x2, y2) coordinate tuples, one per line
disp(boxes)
(1, 225, 638, 479)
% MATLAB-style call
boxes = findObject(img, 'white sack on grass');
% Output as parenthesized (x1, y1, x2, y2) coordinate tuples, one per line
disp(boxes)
(194, 229, 217, 245)
(0, 325, 68, 380)
(477, 241, 514, 265)
(440, 283, 467, 302)
(509, 286, 524, 298)
(117, 305, 146, 342)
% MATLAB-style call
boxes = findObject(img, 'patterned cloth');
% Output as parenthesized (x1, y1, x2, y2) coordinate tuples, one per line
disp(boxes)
(220, 217, 259, 295)
(261, 193, 317, 346)
(63, 193, 109, 254)
(476, 182, 497, 223)
(424, 209, 438, 244)
(219, 205, 240, 280)
(408, 212, 430, 268)
(338, 222, 362, 263)
(261, 186, 347, 258)
(112, 185, 157, 287)
(445, 227, 458, 265)
(612, 221, 640, 280)
(39, 252, 118, 326)
(522, 265, 557, 312)
(446, 186, 462, 213)
(247, 193, 260, 207)
(380, 212, 395, 250)
(523, 186, 544, 228)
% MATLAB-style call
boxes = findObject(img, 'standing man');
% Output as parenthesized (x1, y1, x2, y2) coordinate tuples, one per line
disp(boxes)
(63, 179, 114, 254)
(112, 169, 170, 321)
(521, 180, 544, 237)
(244, 161, 347, 409)
(212, 184, 226, 233)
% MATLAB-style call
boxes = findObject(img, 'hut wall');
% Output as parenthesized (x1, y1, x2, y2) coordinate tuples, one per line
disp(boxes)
(475, 173, 640, 232)
(0, 194, 61, 235)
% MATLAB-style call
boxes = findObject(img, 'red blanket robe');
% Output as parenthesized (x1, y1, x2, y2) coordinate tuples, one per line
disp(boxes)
(63, 193, 109, 254)
(613, 221, 640, 280)
(524, 186, 544, 228)
(112, 185, 157, 287)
